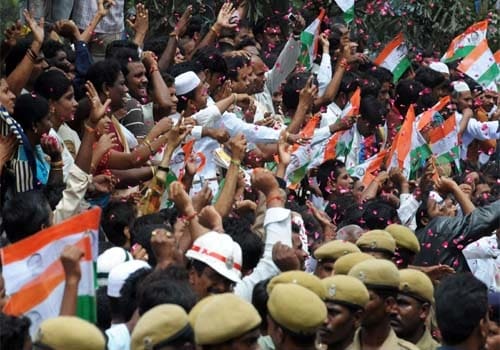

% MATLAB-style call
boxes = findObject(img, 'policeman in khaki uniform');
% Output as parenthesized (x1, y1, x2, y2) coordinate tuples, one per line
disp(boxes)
(131, 304, 195, 350)
(317, 275, 370, 350)
(193, 293, 262, 349)
(347, 260, 420, 350)
(356, 230, 396, 260)
(267, 270, 327, 298)
(333, 252, 376, 275)
(390, 269, 440, 350)
(32, 316, 106, 350)
(267, 283, 327, 350)
(385, 224, 421, 268)
(313, 240, 361, 278)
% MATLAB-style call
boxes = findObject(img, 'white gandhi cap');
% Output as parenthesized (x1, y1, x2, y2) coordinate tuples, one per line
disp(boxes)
(107, 260, 151, 297)
(175, 71, 201, 96)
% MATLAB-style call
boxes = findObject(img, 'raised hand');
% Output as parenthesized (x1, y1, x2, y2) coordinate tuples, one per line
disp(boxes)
(216, 2, 237, 30)
(278, 130, 291, 166)
(126, 3, 149, 36)
(251, 168, 279, 196)
(53, 20, 81, 41)
(92, 174, 116, 193)
(98, 0, 116, 17)
(23, 9, 44, 44)
(192, 182, 213, 212)
(228, 133, 247, 162)
(198, 206, 223, 232)
(60, 245, 84, 284)
(85, 81, 111, 127)
(298, 76, 318, 109)
(151, 228, 182, 267)
(165, 114, 190, 150)
(174, 5, 193, 37)
(40, 134, 63, 161)
(169, 181, 194, 215)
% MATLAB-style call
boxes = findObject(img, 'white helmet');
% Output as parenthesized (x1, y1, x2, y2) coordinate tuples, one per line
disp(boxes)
(186, 232, 242, 283)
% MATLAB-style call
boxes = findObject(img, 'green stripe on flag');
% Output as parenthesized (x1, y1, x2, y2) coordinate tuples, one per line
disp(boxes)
(436, 146, 460, 165)
(77, 295, 97, 323)
(343, 8, 354, 24)
(393, 57, 411, 83)
(444, 46, 475, 63)
(477, 63, 500, 88)
(300, 31, 315, 46)
(288, 163, 309, 184)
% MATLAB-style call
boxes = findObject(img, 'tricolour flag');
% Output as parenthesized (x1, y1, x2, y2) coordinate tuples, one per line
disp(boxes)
(428, 113, 461, 167)
(495, 50, 500, 64)
(416, 96, 451, 131)
(348, 149, 388, 187)
(441, 20, 488, 63)
(299, 9, 326, 69)
(334, 0, 355, 24)
(457, 39, 499, 92)
(1, 208, 101, 335)
(374, 33, 411, 83)
(387, 105, 428, 179)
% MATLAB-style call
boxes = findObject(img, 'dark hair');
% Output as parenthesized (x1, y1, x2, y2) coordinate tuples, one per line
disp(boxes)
(414, 67, 445, 89)
(167, 61, 204, 77)
(160, 71, 175, 87)
(235, 37, 259, 51)
(185, 15, 203, 38)
(42, 39, 65, 59)
(105, 40, 139, 59)
(359, 75, 381, 98)
(223, 217, 263, 273)
(325, 194, 357, 225)
(2, 190, 51, 243)
(316, 159, 347, 198)
(252, 278, 271, 331)
(86, 59, 122, 94)
(339, 72, 360, 95)
(102, 201, 137, 247)
(0, 313, 31, 350)
(359, 199, 399, 230)
(96, 286, 111, 331)
(110, 47, 141, 78)
(110, 267, 152, 322)
(225, 55, 251, 82)
(435, 273, 488, 345)
(138, 268, 197, 315)
(192, 46, 228, 76)
(33, 70, 72, 101)
(143, 36, 168, 57)
(130, 223, 171, 266)
(328, 23, 347, 51)
(283, 72, 312, 111)
(13, 93, 49, 132)
(368, 66, 393, 85)
(359, 95, 387, 127)
(395, 79, 424, 110)
(5, 39, 31, 76)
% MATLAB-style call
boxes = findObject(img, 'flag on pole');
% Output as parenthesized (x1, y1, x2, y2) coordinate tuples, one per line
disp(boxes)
(334, 0, 355, 24)
(457, 39, 499, 92)
(0, 208, 101, 336)
(416, 96, 451, 132)
(299, 9, 326, 70)
(441, 20, 488, 63)
(373, 33, 411, 83)
(387, 105, 429, 179)
(428, 113, 461, 168)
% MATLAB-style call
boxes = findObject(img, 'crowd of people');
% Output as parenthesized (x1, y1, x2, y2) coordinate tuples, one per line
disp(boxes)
(0, 0, 499, 349)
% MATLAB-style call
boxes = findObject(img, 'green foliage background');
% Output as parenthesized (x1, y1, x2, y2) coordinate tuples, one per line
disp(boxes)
(1, 0, 499, 56)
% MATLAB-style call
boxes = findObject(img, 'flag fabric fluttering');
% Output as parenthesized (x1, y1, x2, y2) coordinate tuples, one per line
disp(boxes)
(348, 149, 389, 187)
(441, 20, 488, 63)
(0, 208, 101, 336)
(373, 33, 411, 83)
(457, 39, 499, 92)
(334, 0, 355, 24)
(428, 113, 461, 168)
(299, 9, 326, 70)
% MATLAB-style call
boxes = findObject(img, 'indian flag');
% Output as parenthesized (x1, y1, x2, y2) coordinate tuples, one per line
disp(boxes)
(495, 50, 500, 64)
(387, 105, 428, 179)
(0, 208, 101, 336)
(374, 33, 411, 83)
(299, 9, 326, 70)
(457, 39, 499, 92)
(441, 20, 488, 63)
(348, 149, 389, 187)
(334, 0, 355, 24)
(416, 96, 451, 131)
(428, 113, 461, 167)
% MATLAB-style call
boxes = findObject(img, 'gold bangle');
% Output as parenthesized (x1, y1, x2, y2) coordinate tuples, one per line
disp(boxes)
(51, 160, 64, 167)
(143, 138, 154, 155)
(211, 26, 220, 37)
(230, 159, 241, 166)
(150, 165, 156, 177)
(84, 122, 96, 133)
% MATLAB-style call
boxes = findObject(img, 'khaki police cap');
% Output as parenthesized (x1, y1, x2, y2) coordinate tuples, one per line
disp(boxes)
(314, 240, 361, 261)
(385, 224, 421, 254)
(398, 269, 434, 303)
(322, 275, 370, 309)
(194, 293, 261, 345)
(268, 283, 327, 334)
(34, 316, 105, 350)
(131, 304, 190, 350)
(348, 259, 400, 289)
(356, 230, 396, 254)
(188, 294, 217, 327)
(267, 270, 327, 299)
(333, 252, 376, 275)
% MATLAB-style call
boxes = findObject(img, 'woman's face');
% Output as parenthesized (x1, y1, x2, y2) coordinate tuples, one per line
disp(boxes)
(52, 85, 78, 123)
(0, 78, 16, 114)
(107, 72, 129, 110)
(96, 115, 112, 136)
